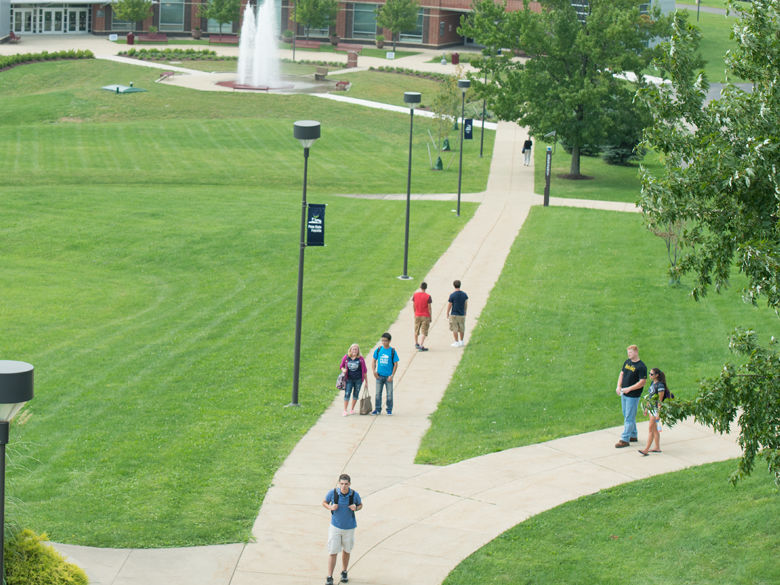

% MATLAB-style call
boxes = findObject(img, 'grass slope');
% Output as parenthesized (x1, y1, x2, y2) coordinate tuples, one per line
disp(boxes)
(417, 207, 779, 465)
(0, 59, 491, 547)
(443, 459, 779, 585)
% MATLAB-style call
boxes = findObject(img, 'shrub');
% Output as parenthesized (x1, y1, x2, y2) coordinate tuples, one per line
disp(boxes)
(4, 529, 88, 585)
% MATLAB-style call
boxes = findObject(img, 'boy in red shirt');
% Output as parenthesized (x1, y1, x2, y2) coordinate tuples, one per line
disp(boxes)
(412, 282, 432, 351)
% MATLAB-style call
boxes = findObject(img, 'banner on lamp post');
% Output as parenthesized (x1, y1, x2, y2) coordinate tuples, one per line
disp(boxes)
(306, 204, 325, 246)
(464, 119, 473, 140)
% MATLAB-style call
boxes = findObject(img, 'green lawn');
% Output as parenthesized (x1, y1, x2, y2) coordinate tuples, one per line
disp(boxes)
(680, 8, 743, 83)
(443, 459, 779, 585)
(417, 206, 779, 465)
(0, 58, 491, 547)
(531, 145, 662, 202)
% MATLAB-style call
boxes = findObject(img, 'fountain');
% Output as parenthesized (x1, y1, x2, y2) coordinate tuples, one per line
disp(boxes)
(217, 0, 331, 93)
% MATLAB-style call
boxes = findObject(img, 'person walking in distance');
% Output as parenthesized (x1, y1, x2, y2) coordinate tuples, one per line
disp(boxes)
(522, 136, 533, 166)
(614, 344, 647, 448)
(322, 474, 363, 584)
(447, 280, 468, 347)
(339, 344, 367, 416)
(372, 332, 399, 415)
(412, 282, 432, 351)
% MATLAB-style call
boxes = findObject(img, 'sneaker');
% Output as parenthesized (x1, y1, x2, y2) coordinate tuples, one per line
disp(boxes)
(371, 410, 380, 415)
(386, 410, 393, 416)
(615, 440, 630, 448)
(418, 346, 428, 352)
(342, 410, 348, 416)
(629, 437, 638, 442)
(415, 343, 421, 349)
(458, 340, 465, 346)
(326, 577, 334, 585)
(349, 409, 356, 415)
(451, 341, 460, 347)
(340, 571, 349, 583)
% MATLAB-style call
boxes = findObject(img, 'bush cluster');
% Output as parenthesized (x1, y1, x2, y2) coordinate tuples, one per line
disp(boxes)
(369, 65, 449, 82)
(119, 47, 222, 61)
(4, 529, 88, 585)
(0, 49, 93, 71)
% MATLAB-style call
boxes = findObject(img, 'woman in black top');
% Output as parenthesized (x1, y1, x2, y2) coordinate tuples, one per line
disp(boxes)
(639, 368, 669, 456)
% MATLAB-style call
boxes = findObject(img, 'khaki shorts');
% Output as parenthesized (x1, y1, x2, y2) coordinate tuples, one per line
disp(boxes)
(414, 316, 431, 336)
(328, 524, 355, 554)
(449, 315, 465, 333)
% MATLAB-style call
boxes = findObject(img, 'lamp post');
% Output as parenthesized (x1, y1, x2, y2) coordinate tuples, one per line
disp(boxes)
(0, 360, 34, 585)
(290, 120, 321, 407)
(400, 91, 421, 281)
(456, 78, 470, 217)
(480, 68, 487, 158)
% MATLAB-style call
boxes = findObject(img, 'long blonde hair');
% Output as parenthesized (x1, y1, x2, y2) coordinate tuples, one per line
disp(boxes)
(347, 343, 361, 358)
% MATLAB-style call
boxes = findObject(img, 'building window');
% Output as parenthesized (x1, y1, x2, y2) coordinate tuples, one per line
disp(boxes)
(159, 1, 185, 32)
(398, 8, 423, 42)
(351, 3, 377, 40)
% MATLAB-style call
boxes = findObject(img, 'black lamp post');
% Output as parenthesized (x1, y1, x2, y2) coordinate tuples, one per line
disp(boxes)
(400, 91, 421, 281)
(456, 79, 470, 217)
(290, 120, 321, 407)
(480, 68, 487, 158)
(0, 360, 34, 585)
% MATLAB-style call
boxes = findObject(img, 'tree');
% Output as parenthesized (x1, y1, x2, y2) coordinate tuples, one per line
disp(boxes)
(376, 0, 419, 52)
(460, 0, 669, 178)
(638, 2, 780, 486)
(292, 0, 338, 39)
(198, 0, 242, 36)
(112, 0, 153, 31)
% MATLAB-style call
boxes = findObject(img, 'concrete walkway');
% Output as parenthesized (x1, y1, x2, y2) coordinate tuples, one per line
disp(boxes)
(2, 35, 740, 585)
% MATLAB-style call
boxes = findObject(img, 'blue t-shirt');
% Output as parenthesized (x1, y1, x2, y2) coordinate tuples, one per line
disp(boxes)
(373, 346, 399, 377)
(448, 290, 468, 316)
(325, 488, 362, 529)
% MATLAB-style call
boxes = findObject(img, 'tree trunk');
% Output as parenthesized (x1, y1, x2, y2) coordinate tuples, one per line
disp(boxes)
(393, 33, 397, 52)
(570, 145, 581, 177)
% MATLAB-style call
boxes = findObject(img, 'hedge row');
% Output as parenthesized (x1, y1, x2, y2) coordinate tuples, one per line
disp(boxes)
(119, 47, 222, 60)
(369, 65, 450, 83)
(0, 49, 93, 71)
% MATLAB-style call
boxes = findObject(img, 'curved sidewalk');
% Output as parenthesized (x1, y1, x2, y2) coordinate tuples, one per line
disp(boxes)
(51, 119, 739, 585)
(12, 35, 740, 585)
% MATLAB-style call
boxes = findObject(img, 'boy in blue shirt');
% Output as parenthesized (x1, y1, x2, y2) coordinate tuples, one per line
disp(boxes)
(322, 474, 363, 584)
(371, 332, 399, 415)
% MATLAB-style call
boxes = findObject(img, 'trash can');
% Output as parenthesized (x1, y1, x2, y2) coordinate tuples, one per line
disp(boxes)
(451, 52, 459, 65)
(127, 32, 135, 45)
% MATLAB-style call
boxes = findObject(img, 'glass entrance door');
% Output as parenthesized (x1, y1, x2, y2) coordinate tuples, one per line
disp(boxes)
(66, 9, 90, 33)
(12, 9, 35, 33)
(41, 9, 64, 33)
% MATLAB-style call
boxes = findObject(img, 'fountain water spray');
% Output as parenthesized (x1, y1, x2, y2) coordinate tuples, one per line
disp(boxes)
(237, 1, 281, 88)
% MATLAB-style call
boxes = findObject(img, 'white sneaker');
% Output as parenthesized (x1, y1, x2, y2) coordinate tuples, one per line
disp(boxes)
(451, 341, 460, 347)
(459, 340, 465, 346)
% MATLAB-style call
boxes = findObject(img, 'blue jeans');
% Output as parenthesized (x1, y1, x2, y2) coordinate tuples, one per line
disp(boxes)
(344, 378, 362, 402)
(621, 394, 640, 442)
(375, 375, 393, 412)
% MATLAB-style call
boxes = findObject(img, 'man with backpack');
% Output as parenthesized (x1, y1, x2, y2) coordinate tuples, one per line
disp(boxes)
(322, 474, 363, 584)
(372, 332, 399, 415)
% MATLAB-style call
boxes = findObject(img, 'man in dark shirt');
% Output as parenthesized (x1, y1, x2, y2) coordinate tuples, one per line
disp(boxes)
(614, 344, 647, 447)
(447, 280, 469, 347)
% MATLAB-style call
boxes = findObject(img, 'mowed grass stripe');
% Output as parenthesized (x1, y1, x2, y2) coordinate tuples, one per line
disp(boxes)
(417, 207, 779, 464)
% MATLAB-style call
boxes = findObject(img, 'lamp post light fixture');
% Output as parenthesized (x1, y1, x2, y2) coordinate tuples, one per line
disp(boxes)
(290, 120, 321, 407)
(400, 91, 421, 281)
(456, 78, 471, 217)
(0, 360, 34, 585)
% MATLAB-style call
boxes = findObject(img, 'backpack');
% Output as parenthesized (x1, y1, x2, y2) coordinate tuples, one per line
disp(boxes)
(331, 488, 355, 517)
